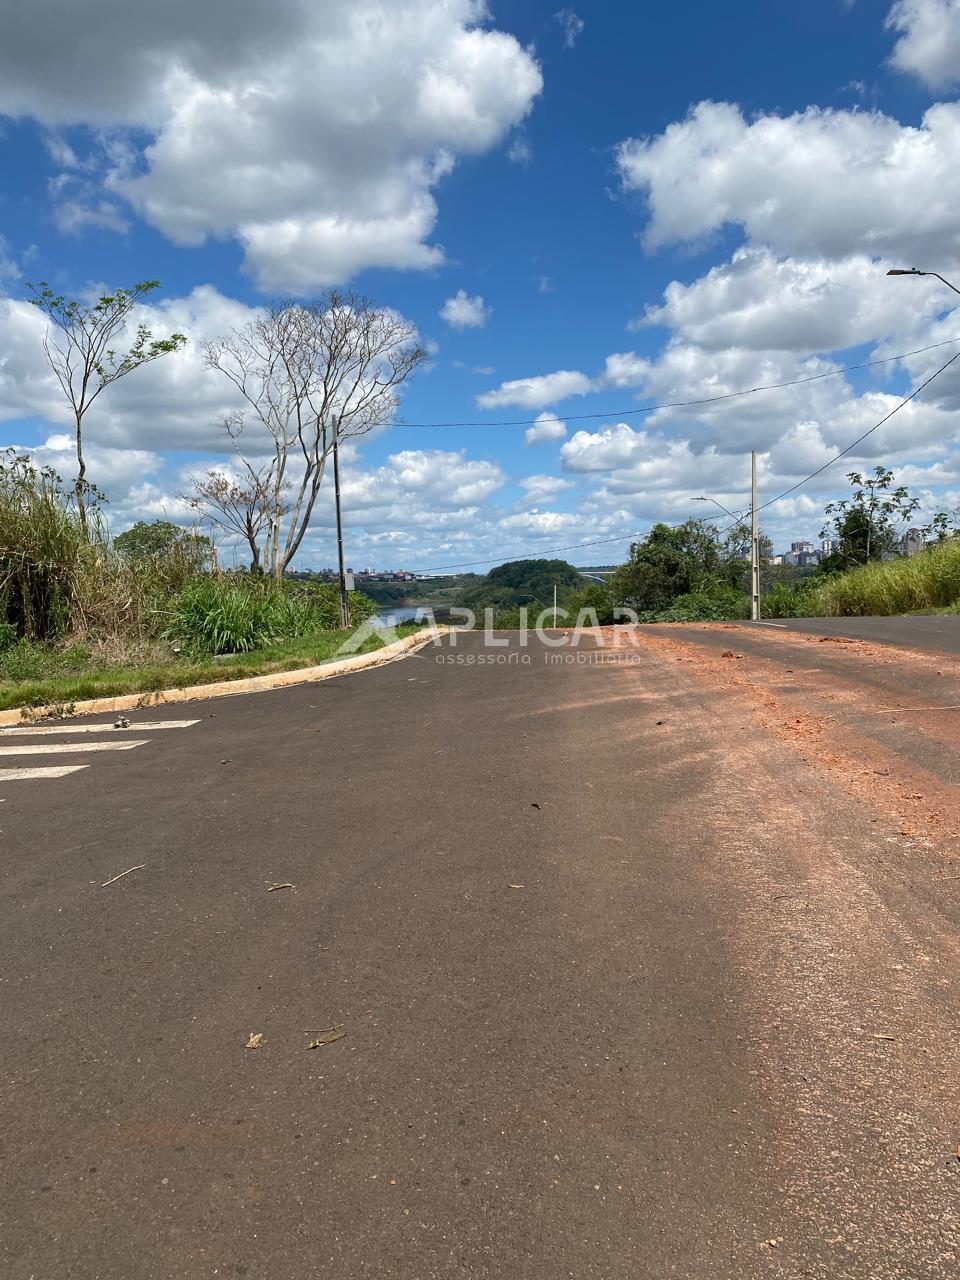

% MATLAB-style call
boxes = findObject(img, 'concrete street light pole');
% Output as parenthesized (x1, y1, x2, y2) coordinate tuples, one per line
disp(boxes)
(693, 490, 758, 617)
(332, 414, 351, 630)
(750, 450, 760, 622)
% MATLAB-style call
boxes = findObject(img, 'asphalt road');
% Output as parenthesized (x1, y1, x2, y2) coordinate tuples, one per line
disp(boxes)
(765, 613, 960, 654)
(2, 628, 959, 1278)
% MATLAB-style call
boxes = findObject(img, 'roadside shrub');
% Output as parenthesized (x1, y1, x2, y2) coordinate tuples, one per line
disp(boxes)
(163, 577, 378, 655)
(280, 580, 377, 631)
(762, 578, 828, 619)
(163, 580, 285, 654)
(565, 582, 617, 625)
(641, 588, 750, 623)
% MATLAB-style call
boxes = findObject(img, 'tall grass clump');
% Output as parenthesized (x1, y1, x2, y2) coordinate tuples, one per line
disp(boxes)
(163, 577, 377, 655)
(163, 579, 286, 654)
(816, 539, 960, 616)
(0, 450, 98, 641)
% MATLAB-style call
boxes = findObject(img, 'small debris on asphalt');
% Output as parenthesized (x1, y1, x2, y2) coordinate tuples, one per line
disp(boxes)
(113, 715, 130, 729)
(267, 882, 295, 893)
(245, 1032, 264, 1050)
(530, 802, 541, 810)
(871, 1033, 896, 1041)
(721, 650, 735, 659)
(306, 1027, 346, 1049)
(509, 883, 525, 890)
(100, 863, 146, 888)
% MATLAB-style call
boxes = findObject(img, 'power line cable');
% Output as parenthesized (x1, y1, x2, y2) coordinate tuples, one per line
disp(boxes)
(417, 347, 960, 573)
(397, 336, 960, 429)
(752, 346, 960, 517)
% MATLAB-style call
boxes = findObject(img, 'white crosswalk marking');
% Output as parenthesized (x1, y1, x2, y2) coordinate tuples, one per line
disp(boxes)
(0, 740, 150, 756)
(0, 716, 200, 796)
(0, 719, 200, 736)
(0, 766, 89, 781)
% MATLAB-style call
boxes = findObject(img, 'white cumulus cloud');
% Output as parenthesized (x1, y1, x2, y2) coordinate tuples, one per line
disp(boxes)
(886, 0, 960, 88)
(641, 248, 948, 352)
(524, 412, 568, 446)
(440, 289, 492, 330)
(518, 473, 575, 504)
(0, 0, 543, 290)
(616, 99, 960, 265)
(477, 370, 593, 409)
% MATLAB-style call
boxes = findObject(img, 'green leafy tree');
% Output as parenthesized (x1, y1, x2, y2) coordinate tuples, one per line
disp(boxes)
(919, 509, 959, 544)
(609, 521, 740, 612)
(28, 280, 187, 540)
(458, 559, 582, 612)
(722, 521, 773, 562)
(114, 520, 213, 569)
(820, 468, 924, 570)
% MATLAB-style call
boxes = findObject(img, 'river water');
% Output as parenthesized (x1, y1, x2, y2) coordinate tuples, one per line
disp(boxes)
(371, 604, 444, 628)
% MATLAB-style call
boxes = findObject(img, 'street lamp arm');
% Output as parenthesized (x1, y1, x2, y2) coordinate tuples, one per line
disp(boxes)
(927, 272, 960, 297)
(886, 267, 960, 297)
(692, 495, 744, 520)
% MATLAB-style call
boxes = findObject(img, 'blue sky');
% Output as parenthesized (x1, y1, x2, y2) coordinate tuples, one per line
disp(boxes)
(2, 0, 960, 571)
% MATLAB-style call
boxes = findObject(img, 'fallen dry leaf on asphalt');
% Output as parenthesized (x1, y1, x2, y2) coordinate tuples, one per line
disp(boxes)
(267, 882, 295, 893)
(245, 1032, 264, 1050)
(307, 1028, 346, 1049)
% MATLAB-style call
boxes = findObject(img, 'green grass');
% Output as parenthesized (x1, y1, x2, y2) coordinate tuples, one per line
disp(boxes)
(814, 540, 960, 616)
(0, 624, 425, 712)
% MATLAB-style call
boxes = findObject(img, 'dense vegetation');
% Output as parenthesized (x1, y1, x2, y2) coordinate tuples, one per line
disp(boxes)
(458, 470, 960, 630)
(340, 574, 479, 606)
(457, 559, 583, 614)
(0, 450, 385, 708)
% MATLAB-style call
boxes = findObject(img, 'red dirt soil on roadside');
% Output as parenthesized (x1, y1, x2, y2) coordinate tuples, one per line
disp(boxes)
(608, 624, 960, 861)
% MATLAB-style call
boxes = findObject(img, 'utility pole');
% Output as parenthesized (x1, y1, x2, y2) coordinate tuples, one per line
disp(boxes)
(332, 415, 350, 629)
(750, 450, 760, 622)
(553, 584, 558, 627)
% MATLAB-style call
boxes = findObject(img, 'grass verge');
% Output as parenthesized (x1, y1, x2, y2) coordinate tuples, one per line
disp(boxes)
(0, 625, 424, 712)
(815, 540, 960, 616)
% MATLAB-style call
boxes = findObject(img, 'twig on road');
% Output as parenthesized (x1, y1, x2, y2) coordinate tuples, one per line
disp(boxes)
(867, 705, 960, 714)
(100, 863, 146, 888)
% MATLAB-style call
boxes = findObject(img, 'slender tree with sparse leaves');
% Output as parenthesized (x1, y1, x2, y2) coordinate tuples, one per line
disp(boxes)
(28, 280, 187, 540)
(200, 292, 426, 579)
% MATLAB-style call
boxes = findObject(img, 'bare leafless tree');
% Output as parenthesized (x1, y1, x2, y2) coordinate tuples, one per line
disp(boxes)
(199, 292, 426, 578)
(180, 450, 276, 574)
(28, 280, 186, 539)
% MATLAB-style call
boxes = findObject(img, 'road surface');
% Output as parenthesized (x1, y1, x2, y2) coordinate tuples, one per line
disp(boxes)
(766, 613, 960, 655)
(2, 626, 959, 1278)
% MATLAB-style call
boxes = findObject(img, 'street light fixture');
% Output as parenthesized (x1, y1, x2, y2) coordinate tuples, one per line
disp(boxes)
(886, 267, 960, 297)
(693, 463, 760, 623)
(692, 495, 744, 521)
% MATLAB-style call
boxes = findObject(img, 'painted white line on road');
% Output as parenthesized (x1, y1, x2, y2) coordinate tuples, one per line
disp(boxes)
(0, 765, 89, 781)
(0, 740, 149, 756)
(0, 719, 199, 736)
(751, 621, 789, 628)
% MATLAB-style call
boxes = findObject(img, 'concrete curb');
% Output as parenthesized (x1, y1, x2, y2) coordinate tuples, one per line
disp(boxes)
(0, 626, 449, 726)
